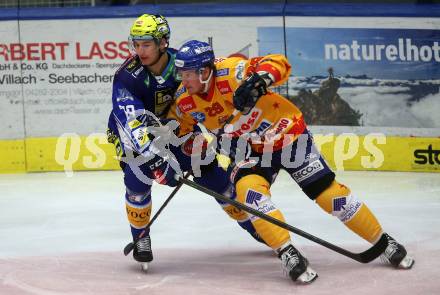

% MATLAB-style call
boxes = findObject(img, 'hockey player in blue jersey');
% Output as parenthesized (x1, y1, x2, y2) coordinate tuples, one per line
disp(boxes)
(106, 14, 184, 271)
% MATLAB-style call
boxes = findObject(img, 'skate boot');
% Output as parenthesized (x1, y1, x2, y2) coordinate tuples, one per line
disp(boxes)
(133, 235, 153, 271)
(278, 243, 318, 284)
(380, 233, 414, 269)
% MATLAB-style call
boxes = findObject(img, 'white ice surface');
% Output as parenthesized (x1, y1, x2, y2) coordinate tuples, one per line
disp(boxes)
(0, 170, 439, 294)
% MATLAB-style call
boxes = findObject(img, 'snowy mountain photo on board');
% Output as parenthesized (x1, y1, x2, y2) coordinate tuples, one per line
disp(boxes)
(258, 27, 440, 127)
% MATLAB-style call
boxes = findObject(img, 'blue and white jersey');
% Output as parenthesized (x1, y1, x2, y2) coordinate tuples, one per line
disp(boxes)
(107, 49, 180, 155)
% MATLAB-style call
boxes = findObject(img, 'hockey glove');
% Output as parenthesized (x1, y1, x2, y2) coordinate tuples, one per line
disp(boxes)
(233, 72, 273, 114)
(128, 116, 180, 156)
(146, 154, 179, 187)
(143, 116, 180, 142)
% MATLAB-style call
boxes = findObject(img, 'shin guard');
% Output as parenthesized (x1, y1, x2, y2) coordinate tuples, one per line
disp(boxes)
(315, 181, 383, 243)
(235, 174, 290, 249)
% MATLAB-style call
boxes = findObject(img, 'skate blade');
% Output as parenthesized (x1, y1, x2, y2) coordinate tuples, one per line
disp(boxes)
(297, 266, 318, 284)
(398, 255, 415, 269)
(140, 262, 149, 272)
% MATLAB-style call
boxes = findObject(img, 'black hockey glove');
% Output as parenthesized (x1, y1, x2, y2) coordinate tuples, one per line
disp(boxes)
(233, 72, 272, 114)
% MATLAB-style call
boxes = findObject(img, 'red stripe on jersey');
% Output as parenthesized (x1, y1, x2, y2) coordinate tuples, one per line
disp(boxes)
(255, 63, 282, 82)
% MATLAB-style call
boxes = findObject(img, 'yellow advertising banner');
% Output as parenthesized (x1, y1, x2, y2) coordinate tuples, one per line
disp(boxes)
(1, 134, 439, 173)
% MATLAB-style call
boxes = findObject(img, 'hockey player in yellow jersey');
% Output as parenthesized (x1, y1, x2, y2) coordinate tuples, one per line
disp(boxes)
(167, 40, 414, 283)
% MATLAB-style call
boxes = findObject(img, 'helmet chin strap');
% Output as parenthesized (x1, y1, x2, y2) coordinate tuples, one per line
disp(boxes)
(199, 68, 213, 93)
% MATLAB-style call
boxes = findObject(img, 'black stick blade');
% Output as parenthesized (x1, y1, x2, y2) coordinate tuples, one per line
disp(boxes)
(123, 242, 135, 256)
(356, 233, 388, 263)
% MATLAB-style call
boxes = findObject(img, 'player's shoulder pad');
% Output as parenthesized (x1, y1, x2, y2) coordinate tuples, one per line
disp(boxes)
(115, 55, 143, 80)
(215, 56, 243, 79)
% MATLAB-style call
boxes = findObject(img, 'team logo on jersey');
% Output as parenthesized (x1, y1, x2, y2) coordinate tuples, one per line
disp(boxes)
(116, 88, 135, 102)
(216, 80, 232, 94)
(178, 96, 196, 113)
(216, 68, 229, 77)
(155, 89, 174, 105)
(125, 59, 139, 73)
(190, 112, 206, 123)
(155, 89, 174, 116)
(235, 60, 246, 82)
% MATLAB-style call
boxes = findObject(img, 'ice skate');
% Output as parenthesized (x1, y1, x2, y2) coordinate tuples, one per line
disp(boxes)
(380, 233, 414, 269)
(133, 235, 153, 271)
(278, 243, 318, 284)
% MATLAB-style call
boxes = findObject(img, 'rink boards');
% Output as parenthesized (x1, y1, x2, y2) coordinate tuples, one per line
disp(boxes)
(1, 134, 438, 173)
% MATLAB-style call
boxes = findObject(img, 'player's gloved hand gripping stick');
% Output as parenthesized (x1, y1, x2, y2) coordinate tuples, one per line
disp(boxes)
(233, 72, 273, 114)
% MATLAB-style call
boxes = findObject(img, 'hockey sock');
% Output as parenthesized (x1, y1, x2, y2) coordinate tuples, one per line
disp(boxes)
(235, 174, 291, 249)
(315, 180, 383, 243)
(125, 192, 152, 239)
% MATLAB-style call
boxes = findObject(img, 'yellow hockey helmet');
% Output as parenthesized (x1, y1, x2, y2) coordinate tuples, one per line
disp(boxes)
(129, 14, 170, 43)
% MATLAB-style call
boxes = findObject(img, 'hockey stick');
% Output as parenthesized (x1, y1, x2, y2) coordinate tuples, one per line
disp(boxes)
(123, 172, 191, 256)
(216, 109, 239, 135)
(195, 109, 239, 138)
(177, 176, 388, 264)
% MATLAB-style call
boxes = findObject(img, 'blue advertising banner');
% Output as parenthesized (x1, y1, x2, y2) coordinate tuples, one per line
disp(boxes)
(259, 27, 440, 128)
